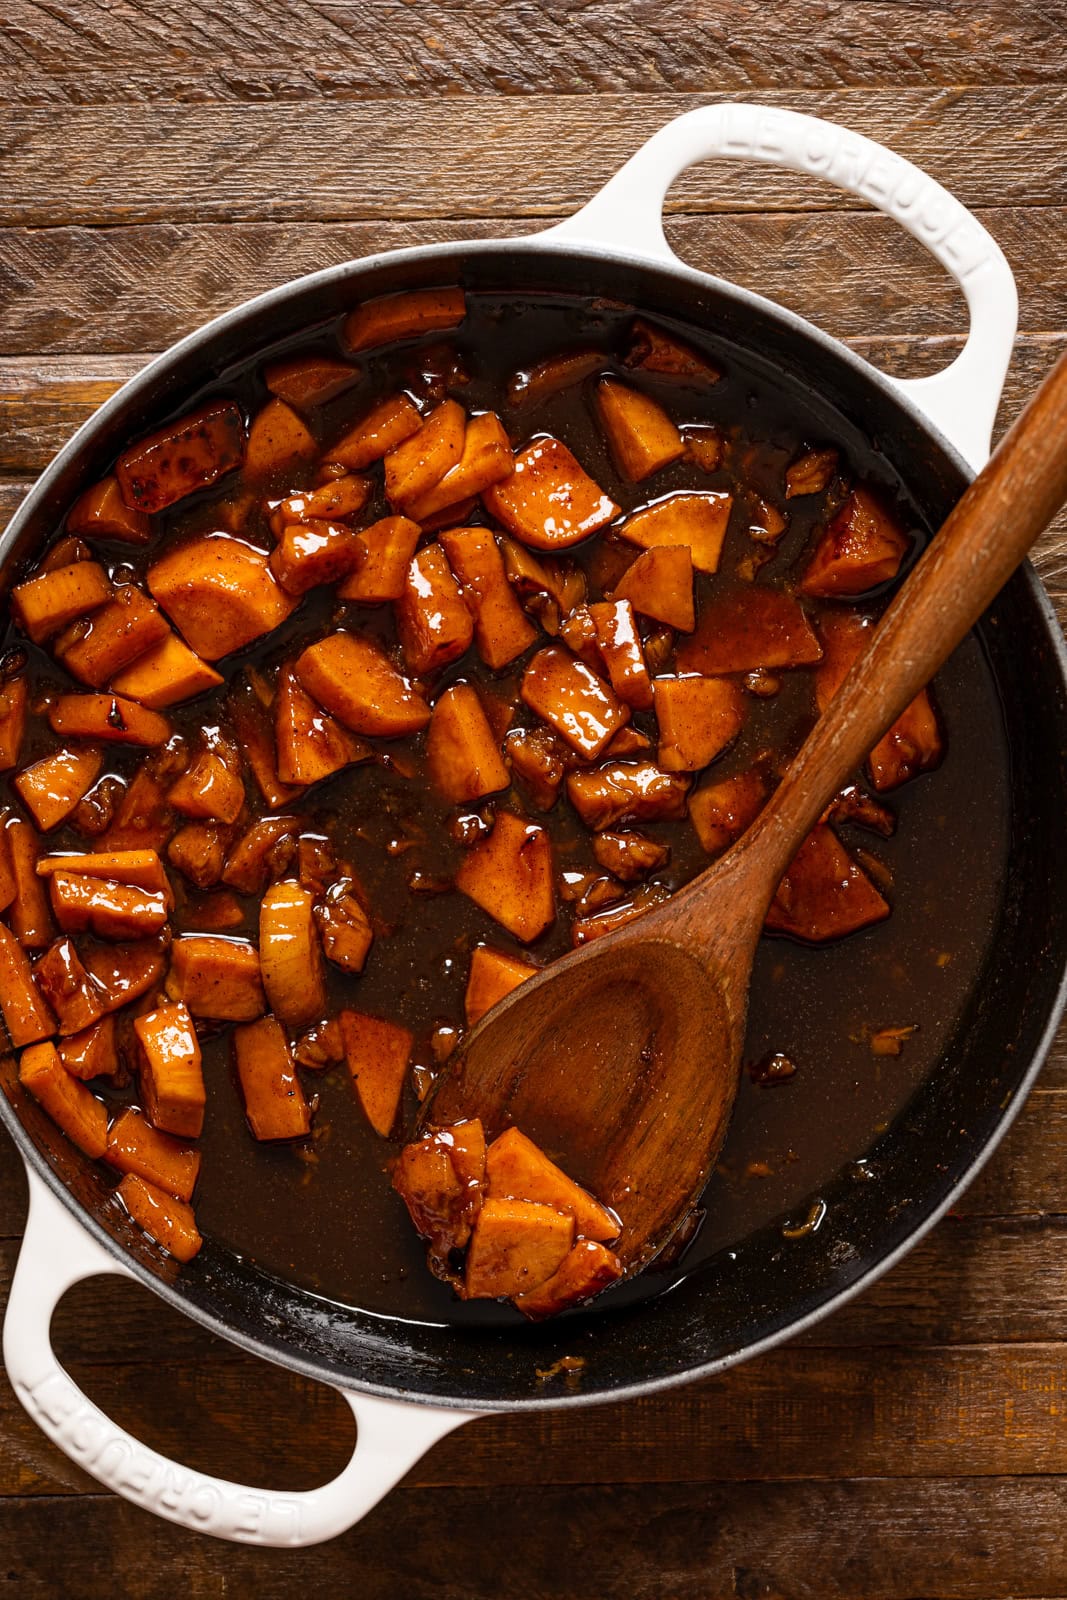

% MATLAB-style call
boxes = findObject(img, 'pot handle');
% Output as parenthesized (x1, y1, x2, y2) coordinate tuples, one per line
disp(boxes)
(3, 1166, 473, 1546)
(544, 104, 1017, 470)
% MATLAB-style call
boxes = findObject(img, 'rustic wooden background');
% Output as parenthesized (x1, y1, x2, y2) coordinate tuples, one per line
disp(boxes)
(2, 3, 1067, 1595)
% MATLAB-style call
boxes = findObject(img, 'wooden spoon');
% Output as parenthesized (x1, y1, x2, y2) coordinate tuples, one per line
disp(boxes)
(425, 351, 1067, 1277)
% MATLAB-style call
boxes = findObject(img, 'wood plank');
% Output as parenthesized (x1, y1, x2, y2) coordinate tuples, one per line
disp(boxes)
(1, 90, 1065, 225)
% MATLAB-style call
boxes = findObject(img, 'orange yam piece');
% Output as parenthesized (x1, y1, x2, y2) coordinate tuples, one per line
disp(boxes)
(677, 587, 822, 675)
(0, 924, 56, 1045)
(117, 1173, 202, 1262)
(504, 725, 567, 810)
(625, 318, 722, 383)
(11, 561, 112, 645)
(19, 1041, 106, 1158)
(816, 610, 942, 791)
(596, 378, 685, 481)
(405, 411, 515, 521)
(59, 1014, 119, 1080)
(340, 1009, 413, 1138)
(799, 488, 910, 598)
(274, 665, 369, 787)
(618, 492, 731, 575)
(110, 632, 223, 709)
(343, 286, 466, 352)
(426, 684, 510, 804)
(455, 811, 555, 942)
(15, 746, 103, 831)
(785, 446, 839, 499)
(0, 677, 28, 770)
(0, 823, 14, 914)
(688, 767, 768, 855)
(135, 1002, 205, 1139)
(338, 515, 421, 604)
(589, 600, 654, 710)
(515, 1238, 623, 1318)
(465, 1198, 574, 1300)
(765, 824, 890, 944)
(106, 1106, 201, 1202)
(273, 474, 371, 530)
(232, 1017, 311, 1142)
(166, 935, 265, 1022)
(270, 518, 365, 596)
(67, 476, 152, 544)
(484, 437, 619, 552)
(37, 848, 172, 900)
(438, 526, 538, 670)
(392, 1125, 485, 1263)
(612, 544, 695, 632)
(485, 1126, 618, 1240)
(101, 768, 174, 853)
(32, 938, 104, 1036)
(56, 585, 170, 687)
(7, 816, 55, 948)
(572, 882, 672, 946)
(263, 353, 360, 411)
(464, 945, 539, 1026)
(314, 891, 374, 972)
(80, 940, 167, 1013)
(396, 543, 475, 675)
(259, 881, 327, 1029)
(244, 398, 317, 481)
(168, 820, 232, 890)
(591, 830, 669, 882)
(50, 873, 168, 940)
(384, 399, 466, 509)
(567, 760, 691, 831)
(507, 348, 606, 407)
(330, 393, 422, 470)
(168, 750, 246, 824)
(221, 815, 300, 896)
(521, 645, 628, 759)
(48, 694, 170, 748)
(653, 675, 745, 772)
(226, 677, 299, 810)
(148, 535, 298, 662)
(295, 633, 430, 737)
(116, 400, 245, 513)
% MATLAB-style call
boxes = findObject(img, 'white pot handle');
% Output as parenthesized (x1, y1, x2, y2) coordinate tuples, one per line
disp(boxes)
(544, 103, 1018, 470)
(3, 1166, 473, 1546)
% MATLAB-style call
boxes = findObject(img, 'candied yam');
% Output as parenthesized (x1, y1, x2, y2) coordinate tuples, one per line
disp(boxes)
(260, 880, 327, 1029)
(340, 1009, 413, 1138)
(572, 881, 672, 945)
(676, 587, 822, 675)
(111, 632, 224, 709)
(485, 1127, 618, 1240)
(147, 534, 298, 662)
(521, 645, 628, 759)
(222, 815, 301, 896)
(67, 476, 152, 545)
(274, 665, 369, 787)
(6, 816, 54, 948)
(392, 1126, 484, 1266)
(596, 378, 685, 481)
(507, 348, 606, 407)
(166, 935, 264, 1022)
(499, 536, 587, 613)
(566, 759, 691, 830)
(0, 676, 28, 770)
(427, 684, 509, 805)
(800, 488, 910, 598)
(168, 750, 246, 824)
(588, 600, 654, 710)
(263, 353, 360, 411)
(226, 676, 299, 810)
(396, 542, 475, 675)
(19, 1041, 106, 1158)
(330, 393, 422, 470)
(464, 945, 539, 1026)
(684, 425, 725, 474)
(654, 675, 745, 772)
(100, 768, 173, 853)
(106, 1106, 201, 1202)
(515, 1238, 623, 1318)
(315, 891, 374, 973)
(815, 610, 943, 792)
(591, 830, 670, 883)
(438, 527, 538, 670)
(0, 823, 14, 914)
(36, 848, 172, 899)
(32, 938, 104, 1036)
(273, 474, 371, 530)
(765, 823, 890, 943)
(270, 518, 365, 596)
(625, 318, 722, 382)
(612, 544, 694, 632)
(135, 1002, 205, 1139)
(384, 399, 466, 510)
(618, 492, 731, 575)
(117, 1173, 202, 1262)
(557, 603, 600, 666)
(14, 746, 103, 831)
(295, 632, 430, 737)
(0, 924, 56, 1045)
(504, 725, 567, 811)
(42, 535, 92, 572)
(343, 286, 466, 352)
(167, 822, 232, 890)
(465, 1197, 574, 1300)
(455, 811, 555, 942)
(785, 446, 839, 499)
(80, 939, 167, 1013)
(50, 873, 168, 940)
(59, 1014, 119, 1080)
(406, 411, 515, 522)
(56, 585, 170, 687)
(484, 437, 619, 551)
(689, 767, 768, 855)
(244, 397, 317, 482)
(11, 561, 112, 645)
(116, 400, 245, 513)
(48, 694, 170, 748)
(338, 515, 421, 605)
(232, 1016, 312, 1142)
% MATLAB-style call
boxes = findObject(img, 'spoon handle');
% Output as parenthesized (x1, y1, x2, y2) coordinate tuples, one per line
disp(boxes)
(732, 349, 1067, 896)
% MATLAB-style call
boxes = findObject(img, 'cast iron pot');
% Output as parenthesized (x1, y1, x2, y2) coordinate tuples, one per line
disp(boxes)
(4, 104, 1067, 1546)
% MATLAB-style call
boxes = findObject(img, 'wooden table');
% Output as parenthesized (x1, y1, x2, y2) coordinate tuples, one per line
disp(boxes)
(2, 4, 1067, 1594)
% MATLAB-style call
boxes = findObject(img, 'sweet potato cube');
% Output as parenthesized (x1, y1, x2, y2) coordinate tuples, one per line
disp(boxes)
(117, 1174, 202, 1263)
(0, 924, 56, 1045)
(342, 286, 466, 352)
(816, 610, 942, 791)
(0, 677, 27, 770)
(48, 694, 170, 748)
(244, 398, 317, 482)
(232, 1016, 311, 1142)
(521, 645, 628, 759)
(566, 760, 691, 830)
(618, 492, 731, 575)
(464, 945, 539, 1026)
(135, 1002, 205, 1139)
(504, 725, 567, 811)
(800, 488, 910, 598)
(32, 938, 104, 1036)
(625, 318, 722, 383)
(406, 411, 515, 522)
(116, 400, 245, 513)
(148, 534, 298, 662)
(168, 750, 246, 824)
(19, 1041, 107, 1158)
(455, 811, 555, 942)
(314, 891, 374, 972)
(486, 1127, 619, 1240)
(396, 542, 475, 675)
(765, 824, 890, 943)
(677, 587, 822, 675)
(166, 935, 265, 1022)
(260, 881, 327, 1028)
(106, 1106, 201, 1202)
(483, 437, 619, 551)
(59, 1015, 120, 1080)
(263, 353, 360, 411)
(42, 851, 173, 915)
(11, 561, 112, 644)
(15, 746, 103, 831)
(684, 425, 726, 473)
(572, 882, 671, 946)
(221, 815, 300, 896)
(340, 1009, 412, 1138)
(785, 447, 839, 499)
(80, 940, 167, 1013)
(438, 526, 537, 670)
(654, 675, 745, 772)
(110, 631, 224, 709)
(67, 476, 152, 544)
(0, 823, 14, 915)
(329, 393, 422, 470)
(426, 684, 510, 804)
(465, 1198, 574, 1299)
(50, 873, 169, 940)
(384, 399, 466, 510)
(596, 378, 685, 481)
(56, 585, 170, 687)
(168, 819, 233, 889)
(591, 830, 670, 882)
(7, 816, 55, 948)
(274, 665, 369, 787)
(612, 544, 695, 632)
(295, 633, 431, 737)
(338, 515, 421, 604)
(392, 1125, 484, 1263)
(270, 518, 365, 596)
(273, 474, 371, 530)
(41, 535, 91, 572)
(226, 677, 299, 810)
(689, 767, 768, 855)
(515, 1238, 624, 1319)
(507, 348, 606, 407)
(588, 600, 654, 710)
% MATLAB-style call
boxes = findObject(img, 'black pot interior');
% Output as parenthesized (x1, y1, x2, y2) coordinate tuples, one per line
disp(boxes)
(4, 244, 1067, 1410)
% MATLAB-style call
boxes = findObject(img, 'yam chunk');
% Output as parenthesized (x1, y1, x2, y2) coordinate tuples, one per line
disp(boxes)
(465, 1198, 574, 1299)
(117, 1174, 202, 1262)
(515, 1238, 623, 1319)
(618, 492, 731, 575)
(567, 760, 691, 830)
(521, 645, 628, 759)
(6, 816, 55, 947)
(591, 830, 670, 883)
(572, 882, 671, 945)
(676, 587, 822, 675)
(499, 536, 587, 613)
(147, 534, 298, 662)
(816, 610, 942, 791)
(19, 1041, 106, 1158)
(274, 665, 369, 787)
(314, 891, 373, 972)
(0, 924, 56, 1045)
(485, 1127, 618, 1240)
(59, 1014, 119, 1080)
(273, 474, 371, 530)
(589, 600, 654, 710)
(295, 633, 431, 737)
(406, 411, 514, 522)
(11, 561, 112, 645)
(67, 476, 152, 545)
(166, 935, 264, 1022)
(32, 938, 104, 1036)
(612, 544, 694, 632)
(168, 822, 232, 890)
(625, 318, 722, 383)
(226, 676, 300, 810)
(338, 516, 421, 604)
(504, 725, 567, 811)
(116, 400, 245, 513)
(42, 536, 91, 572)
(484, 437, 619, 551)
(168, 750, 246, 824)
(50, 873, 169, 940)
(110, 632, 224, 709)
(800, 488, 910, 597)
(106, 1106, 201, 1202)
(689, 767, 768, 855)
(596, 379, 685, 481)
(396, 542, 475, 675)
(135, 1002, 205, 1139)
(455, 811, 555, 942)
(263, 353, 360, 411)
(765, 824, 890, 943)
(0, 676, 28, 770)
(464, 945, 539, 1026)
(245, 398, 317, 481)
(232, 1016, 311, 1142)
(329, 394, 422, 470)
(15, 746, 103, 831)
(427, 684, 509, 805)
(80, 940, 167, 1013)
(56, 586, 170, 687)
(684, 425, 726, 473)
(260, 881, 327, 1028)
(101, 768, 174, 853)
(222, 815, 301, 896)
(557, 603, 600, 666)
(507, 348, 606, 407)
(340, 1009, 413, 1137)
(0, 822, 14, 914)
(384, 398, 465, 509)
(48, 694, 170, 748)
(438, 526, 537, 669)
(392, 1124, 485, 1265)
(785, 447, 838, 499)
(342, 286, 466, 352)
(654, 675, 745, 772)
(270, 518, 365, 596)
(41, 850, 173, 900)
